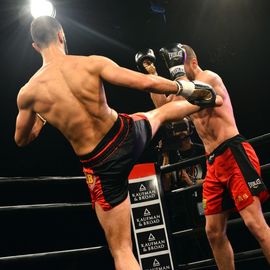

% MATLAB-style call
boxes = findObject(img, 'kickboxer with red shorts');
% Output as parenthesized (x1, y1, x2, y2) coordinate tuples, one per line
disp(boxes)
(148, 43, 270, 269)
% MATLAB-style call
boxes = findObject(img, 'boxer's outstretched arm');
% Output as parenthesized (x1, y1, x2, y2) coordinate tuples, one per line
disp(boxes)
(14, 88, 45, 147)
(91, 55, 179, 95)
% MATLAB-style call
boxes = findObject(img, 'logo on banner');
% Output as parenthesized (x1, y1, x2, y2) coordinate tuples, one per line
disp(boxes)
(140, 233, 166, 253)
(141, 254, 172, 270)
(130, 181, 158, 203)
(140, 184, 147, 191)
(148, 258, 171, 270)
(148, 233, 155, 241)
(153, 259, 160, 267)
(136, 208, 161, 227)
(133, 204, 163, 229)
(144, 208, 151, 216)
(137, 228, 168, 254)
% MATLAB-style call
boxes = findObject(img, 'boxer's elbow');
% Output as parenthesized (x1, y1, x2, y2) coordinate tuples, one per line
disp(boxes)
(14, 132, 31, 147)
(15, 139, 26, 147)
(14, 136, 28, 147)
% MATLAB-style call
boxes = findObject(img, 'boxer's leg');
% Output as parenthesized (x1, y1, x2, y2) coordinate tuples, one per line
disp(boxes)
(239, 197, 270, 264)
(95, 196, 141, 270)
(205, 211, 235, 270)
(143, 100, 200, 137)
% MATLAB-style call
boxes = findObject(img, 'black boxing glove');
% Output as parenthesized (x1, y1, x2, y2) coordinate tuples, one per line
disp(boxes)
(159, 43, 186, 80)
(175, 80, 216, 108)
(135, 49, 157, 74)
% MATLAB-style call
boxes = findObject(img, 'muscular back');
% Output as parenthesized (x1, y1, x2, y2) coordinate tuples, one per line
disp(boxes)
(21, 55, 118, 155)
(190, 70, 239, 153)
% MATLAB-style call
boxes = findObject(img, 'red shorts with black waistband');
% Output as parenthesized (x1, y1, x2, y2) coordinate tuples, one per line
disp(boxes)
(203, 134, 269, 215)
(79, 113, 152, 211)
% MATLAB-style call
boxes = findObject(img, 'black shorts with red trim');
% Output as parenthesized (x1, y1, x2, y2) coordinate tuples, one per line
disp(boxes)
(203, 134, 269, 215)
(79, 113, 152, 211)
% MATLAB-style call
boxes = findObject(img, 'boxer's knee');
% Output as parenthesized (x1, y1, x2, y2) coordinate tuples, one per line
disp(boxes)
(243, 216, 270, 242)
(205, 214, 228, 245)
(240, 198, 269, 242)
(205, 224, 227, 245)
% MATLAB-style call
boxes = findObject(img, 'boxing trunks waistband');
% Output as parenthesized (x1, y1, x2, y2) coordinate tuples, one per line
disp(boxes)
(207, 134, 245, 164)
(79, 114, 131, 167)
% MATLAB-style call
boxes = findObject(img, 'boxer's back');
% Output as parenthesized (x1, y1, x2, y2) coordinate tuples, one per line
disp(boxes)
(24, 55, 118, 155)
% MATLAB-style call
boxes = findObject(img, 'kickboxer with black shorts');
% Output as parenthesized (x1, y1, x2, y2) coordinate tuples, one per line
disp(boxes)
(14, 17, 221, 270)
(137, 43, 270, 269)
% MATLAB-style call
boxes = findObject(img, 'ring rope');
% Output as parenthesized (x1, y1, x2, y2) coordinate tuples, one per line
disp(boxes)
(177, 248, 264, 270)
(161, 133, 270, 173)
(0, 246, 107, 262)
(0, 202, 90, 212)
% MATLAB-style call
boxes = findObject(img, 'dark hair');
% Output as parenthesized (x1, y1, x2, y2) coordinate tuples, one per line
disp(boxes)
(30, 16, 63, 49)
(182, 44, 197, 63)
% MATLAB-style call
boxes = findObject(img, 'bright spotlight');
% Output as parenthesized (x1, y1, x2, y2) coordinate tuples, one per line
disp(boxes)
(30, 0, 56, 19)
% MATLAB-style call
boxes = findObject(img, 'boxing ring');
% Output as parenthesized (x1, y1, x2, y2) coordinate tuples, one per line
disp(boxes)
(0, 133, 269, 269)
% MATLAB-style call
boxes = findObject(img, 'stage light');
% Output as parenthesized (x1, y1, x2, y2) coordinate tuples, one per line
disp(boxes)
(30, 0, 56, 19)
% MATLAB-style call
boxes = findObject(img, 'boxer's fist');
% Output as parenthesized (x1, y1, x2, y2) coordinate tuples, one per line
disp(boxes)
(159, 43, 186, 79)
(175, 80, 216, 108)
(135, 49, 157, 75)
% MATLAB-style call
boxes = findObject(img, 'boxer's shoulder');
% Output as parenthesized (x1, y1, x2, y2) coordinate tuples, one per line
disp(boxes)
(196, 70, 222, 86)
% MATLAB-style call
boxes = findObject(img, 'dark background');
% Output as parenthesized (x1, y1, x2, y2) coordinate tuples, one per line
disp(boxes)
(0, 0, 270, 177)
